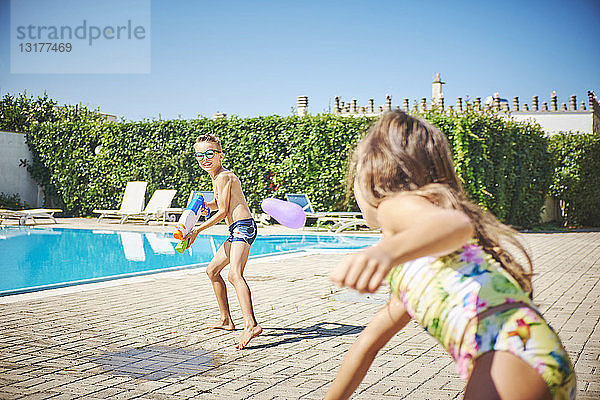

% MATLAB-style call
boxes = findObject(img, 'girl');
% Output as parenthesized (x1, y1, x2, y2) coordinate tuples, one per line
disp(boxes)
(325, 111, 576, 399)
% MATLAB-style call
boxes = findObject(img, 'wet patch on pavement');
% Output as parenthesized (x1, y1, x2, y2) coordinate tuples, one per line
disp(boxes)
(94, 346, 217, 380)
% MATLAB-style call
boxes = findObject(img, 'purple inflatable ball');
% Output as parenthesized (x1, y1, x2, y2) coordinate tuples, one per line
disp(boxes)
(260, 198, 306, 229)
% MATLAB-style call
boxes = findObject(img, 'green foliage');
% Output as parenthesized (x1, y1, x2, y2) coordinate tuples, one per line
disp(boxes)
(25, 115, 371, 216)
(421, 108, 551, 227)
(26, 118, 202, 215)
(547, 132, 600, 226)
(0, 91, 101, 133)
(8, 92, 556, 227)
(0, 192, 28, 209)
(217, 115, 372, 212)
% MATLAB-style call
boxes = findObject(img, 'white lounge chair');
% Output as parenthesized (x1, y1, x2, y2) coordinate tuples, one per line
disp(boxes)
(93, 181, 147, 222)
(285, 193, 364, 231)
(331, 218, 370, 233)
(118, 189, 177, 224)
(0, 208, 63, 225)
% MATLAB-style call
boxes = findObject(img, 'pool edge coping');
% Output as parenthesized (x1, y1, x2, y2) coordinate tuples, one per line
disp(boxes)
(0, 247, 365, 304)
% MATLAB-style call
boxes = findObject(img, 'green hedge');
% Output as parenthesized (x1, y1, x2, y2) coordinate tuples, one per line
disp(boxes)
(3, 92, 557, 227)
(548, 132, 600, 226)
(25, 116, 372, 216)
(0, 92, 102, 132)
(423, 109, 551, 227)
(0, 193, 28, 209)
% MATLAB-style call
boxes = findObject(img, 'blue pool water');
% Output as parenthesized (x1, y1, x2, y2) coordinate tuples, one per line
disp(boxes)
(0, 226, 379, 296)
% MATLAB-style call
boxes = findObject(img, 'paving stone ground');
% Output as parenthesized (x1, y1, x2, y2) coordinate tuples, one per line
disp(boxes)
(0, 221, 598, 399)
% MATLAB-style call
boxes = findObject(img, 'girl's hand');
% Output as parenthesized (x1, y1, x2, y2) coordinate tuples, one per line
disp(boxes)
(329, 245, 393, 293)
(200, 207, 209, 217)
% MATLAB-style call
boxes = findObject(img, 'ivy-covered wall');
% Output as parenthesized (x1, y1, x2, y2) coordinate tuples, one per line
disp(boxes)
(24, 116, 372, 217)
(548, 132, 600, 226)
(423, 109, 552, 226)
(4, 92, 593, 228)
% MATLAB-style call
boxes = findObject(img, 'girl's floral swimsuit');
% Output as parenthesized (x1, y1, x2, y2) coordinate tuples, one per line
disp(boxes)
(387, 244, 576, 399)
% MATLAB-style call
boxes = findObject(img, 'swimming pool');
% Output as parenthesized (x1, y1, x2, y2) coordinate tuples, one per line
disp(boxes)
(0, 226, 380, 296)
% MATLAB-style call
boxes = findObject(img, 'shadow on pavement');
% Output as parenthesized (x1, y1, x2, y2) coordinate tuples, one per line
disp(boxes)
(243, 322, 364, 350)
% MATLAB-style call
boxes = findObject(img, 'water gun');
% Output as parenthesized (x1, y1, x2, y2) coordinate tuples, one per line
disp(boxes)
(174, 193, 210, 253)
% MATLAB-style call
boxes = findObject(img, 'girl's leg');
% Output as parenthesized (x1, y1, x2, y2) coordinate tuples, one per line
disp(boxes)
(227, 240, 262, 348)
(205, 241, 235, 330)
(325, 295, 411, 400)
(465, 351, 551, 400)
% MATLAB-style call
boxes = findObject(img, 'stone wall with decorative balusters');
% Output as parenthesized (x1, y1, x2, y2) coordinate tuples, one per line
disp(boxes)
(297, 90, 599, 134)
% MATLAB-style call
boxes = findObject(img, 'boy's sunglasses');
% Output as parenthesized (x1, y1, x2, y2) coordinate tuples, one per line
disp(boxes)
(195, 150, 222, 160)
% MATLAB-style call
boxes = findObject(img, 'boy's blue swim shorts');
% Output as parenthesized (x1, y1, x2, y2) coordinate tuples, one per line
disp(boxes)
(227, 218, 257, 245)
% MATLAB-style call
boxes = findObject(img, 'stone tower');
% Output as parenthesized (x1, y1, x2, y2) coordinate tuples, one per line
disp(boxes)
(432, 73, 445, 105)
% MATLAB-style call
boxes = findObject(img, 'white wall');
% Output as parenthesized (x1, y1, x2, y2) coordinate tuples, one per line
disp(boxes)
(0, 131, 42, 207)
(511, 112, 593, 134)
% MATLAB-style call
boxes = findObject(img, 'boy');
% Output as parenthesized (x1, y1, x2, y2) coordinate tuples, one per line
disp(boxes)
(185, 133, 262, 349)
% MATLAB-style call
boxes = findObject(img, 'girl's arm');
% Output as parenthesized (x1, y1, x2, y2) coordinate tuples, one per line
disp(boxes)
(330, 194, 474, 293)
(324, 295, 411, 400)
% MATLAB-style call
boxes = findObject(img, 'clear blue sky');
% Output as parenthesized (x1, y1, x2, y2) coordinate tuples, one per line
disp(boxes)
(1, 0, 599, 121)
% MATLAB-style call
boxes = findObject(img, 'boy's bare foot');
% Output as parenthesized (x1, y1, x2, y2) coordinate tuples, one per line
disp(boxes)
(211, 319, 235, 331)
(236, 325, 262, 349)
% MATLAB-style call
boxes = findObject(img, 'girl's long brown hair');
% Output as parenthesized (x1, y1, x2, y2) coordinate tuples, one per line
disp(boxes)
(348, 110, 533, 295)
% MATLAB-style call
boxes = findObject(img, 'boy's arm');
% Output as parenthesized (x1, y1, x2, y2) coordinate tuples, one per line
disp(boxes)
(204, 198, 217, 210)
(188, 176, 232, 235)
